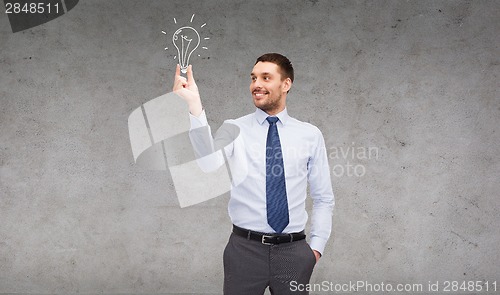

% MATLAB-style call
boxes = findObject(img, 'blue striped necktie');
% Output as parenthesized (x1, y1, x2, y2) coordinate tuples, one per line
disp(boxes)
(265, 116, 289, 233)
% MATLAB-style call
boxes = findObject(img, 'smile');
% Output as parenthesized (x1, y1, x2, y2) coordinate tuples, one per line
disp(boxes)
(253, 90, 269, 97)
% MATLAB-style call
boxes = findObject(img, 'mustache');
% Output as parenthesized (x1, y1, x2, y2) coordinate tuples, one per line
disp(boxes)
(252, 88, 269, 93)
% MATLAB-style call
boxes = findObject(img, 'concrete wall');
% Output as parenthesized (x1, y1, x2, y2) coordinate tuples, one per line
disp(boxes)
(1, 0, 498, 293)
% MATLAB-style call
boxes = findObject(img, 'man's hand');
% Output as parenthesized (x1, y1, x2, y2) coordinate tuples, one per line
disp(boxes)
(173, 64, 203, 117)
(313, 250, 321, 263)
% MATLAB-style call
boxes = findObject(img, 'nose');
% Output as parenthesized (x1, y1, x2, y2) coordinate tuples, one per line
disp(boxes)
(253, 77, 263, 88)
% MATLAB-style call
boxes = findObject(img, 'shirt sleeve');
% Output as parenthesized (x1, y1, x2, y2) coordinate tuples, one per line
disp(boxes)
(307, 128, 335, 255)
(188, 110, 225, 172)
(189, 110, 209, 129)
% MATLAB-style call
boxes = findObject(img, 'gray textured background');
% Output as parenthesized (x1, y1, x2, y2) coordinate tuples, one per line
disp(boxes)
(1, 0, 499, 294)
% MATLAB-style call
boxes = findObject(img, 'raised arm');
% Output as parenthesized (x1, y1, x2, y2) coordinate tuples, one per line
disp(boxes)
(172, 64, 229, 173)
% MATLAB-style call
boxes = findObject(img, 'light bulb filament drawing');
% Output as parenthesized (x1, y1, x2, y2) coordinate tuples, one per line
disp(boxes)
(173, 27, 200, 74)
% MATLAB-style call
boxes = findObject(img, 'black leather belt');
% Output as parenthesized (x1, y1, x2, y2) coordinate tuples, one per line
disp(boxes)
(232, 225, 306, 245)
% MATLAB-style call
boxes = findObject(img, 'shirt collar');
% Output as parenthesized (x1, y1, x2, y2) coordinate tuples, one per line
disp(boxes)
(254, 107, 289, 126)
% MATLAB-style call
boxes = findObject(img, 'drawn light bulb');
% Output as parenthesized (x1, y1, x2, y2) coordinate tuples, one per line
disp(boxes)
(172, 26, 200, 74)
(162, 14, 209, 72)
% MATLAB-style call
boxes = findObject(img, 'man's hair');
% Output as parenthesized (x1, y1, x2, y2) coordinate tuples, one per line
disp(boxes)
(255, 53, 294, 83)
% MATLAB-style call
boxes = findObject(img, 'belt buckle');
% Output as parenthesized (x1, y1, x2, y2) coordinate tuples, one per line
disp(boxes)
(261, 234, 274, 245)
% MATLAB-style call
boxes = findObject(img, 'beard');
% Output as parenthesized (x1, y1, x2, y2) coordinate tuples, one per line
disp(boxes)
(253, 91, 283, 114)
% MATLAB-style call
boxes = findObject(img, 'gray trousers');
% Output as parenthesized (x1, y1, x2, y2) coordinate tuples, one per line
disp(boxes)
(223, 232, 316, 294)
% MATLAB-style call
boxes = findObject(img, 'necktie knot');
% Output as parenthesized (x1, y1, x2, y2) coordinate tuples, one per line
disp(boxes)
(266, 116, 279, 125)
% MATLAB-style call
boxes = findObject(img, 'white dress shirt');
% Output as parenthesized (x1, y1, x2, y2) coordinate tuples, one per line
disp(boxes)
(189, 107, 335, 254)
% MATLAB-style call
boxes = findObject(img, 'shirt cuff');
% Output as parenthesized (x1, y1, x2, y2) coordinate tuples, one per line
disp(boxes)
(189, 109, 208, 129)
(309, 236, 328, 256)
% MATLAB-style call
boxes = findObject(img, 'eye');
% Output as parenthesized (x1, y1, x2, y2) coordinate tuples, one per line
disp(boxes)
(263, 76, 270, 81)
(251, 76, 256, 81)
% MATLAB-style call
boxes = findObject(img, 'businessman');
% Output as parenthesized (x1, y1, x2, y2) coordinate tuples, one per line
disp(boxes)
(173, 53, 334, 294)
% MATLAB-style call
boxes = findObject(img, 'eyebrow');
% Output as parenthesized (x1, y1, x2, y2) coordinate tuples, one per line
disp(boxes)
(250, 72, 273, 76)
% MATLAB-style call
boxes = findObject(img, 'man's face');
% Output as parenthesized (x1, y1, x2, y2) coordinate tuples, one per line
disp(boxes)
(250, 61, 291, 115)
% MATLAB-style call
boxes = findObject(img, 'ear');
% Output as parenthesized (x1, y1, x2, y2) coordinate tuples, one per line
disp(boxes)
(282, 77, 292, 93)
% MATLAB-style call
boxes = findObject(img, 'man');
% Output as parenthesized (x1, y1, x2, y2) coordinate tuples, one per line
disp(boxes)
(173, 53, 334, 294)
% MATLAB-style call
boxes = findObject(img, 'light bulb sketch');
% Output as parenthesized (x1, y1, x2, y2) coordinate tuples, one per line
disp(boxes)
(173, 27, 199, 74)
(162, 14, 210, 74)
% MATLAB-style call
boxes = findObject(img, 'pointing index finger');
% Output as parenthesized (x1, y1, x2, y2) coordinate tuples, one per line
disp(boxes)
(175, 64, 180, 78)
